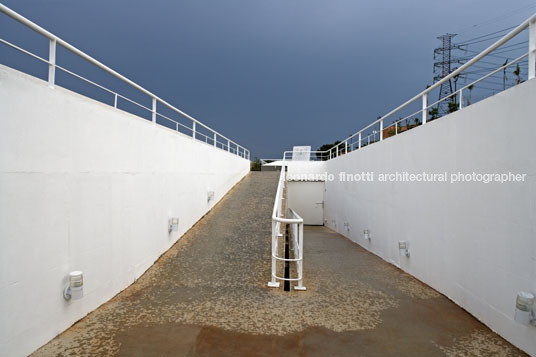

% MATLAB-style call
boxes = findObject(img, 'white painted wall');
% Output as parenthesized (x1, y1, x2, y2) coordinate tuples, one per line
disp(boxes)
(0, 65, 250, 357)
(286, 161, 326, 181)
(286, 181, 325, 225)
(322, 79, 536, 355)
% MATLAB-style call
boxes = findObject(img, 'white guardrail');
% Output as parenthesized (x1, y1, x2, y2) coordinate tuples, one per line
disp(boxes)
(268, 156, 306, 291)
(0, 4, 249, 160)
(316, 13, 536, 160)
(266, 149, 339, 290)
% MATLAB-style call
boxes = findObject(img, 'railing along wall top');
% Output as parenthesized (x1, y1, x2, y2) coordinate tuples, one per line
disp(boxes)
(0, 4, 249, 160)
(297, 13, 536, 161)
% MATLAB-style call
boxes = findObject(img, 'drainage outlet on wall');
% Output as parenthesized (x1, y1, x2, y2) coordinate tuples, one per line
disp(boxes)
(398, 241, 410, 257)
(363, 229, 371, 240)
(64, 271, 83, 301)
(514, 291, 536, 326)
(168, 217, 179, 233)
(207, 191, 215, 203)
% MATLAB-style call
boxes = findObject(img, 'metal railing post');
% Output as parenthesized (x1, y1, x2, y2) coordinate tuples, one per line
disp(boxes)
(192, 121, 196, 140)
(152, 97, 156, 123)
(294, 222, 306, 290)
(113, 93, 118, 108)
(422, 93, 428, 124)
(459, 89, 463, 110)
(48, 39, 56, 88)
(380, 119, 383, 141)
(213, 133, 217, 147)
(530, 19, 536, 80)
(227, 140, 230, 152)
(358, 132, 362, 149)
(345, 140, 348, 154)
(267, 220, 280, 288)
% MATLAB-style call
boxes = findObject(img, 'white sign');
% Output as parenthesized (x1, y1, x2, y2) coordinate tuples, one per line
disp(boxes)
(292, 146, 311, 161)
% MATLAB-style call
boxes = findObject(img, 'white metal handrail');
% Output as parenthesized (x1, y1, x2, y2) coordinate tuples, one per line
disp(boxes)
(280, 150, 335, 161)
(381, 52, 529, 136)
(268, 157, 306, 290)
(320, 13, 536, 159)
(0, 4, 249, 160)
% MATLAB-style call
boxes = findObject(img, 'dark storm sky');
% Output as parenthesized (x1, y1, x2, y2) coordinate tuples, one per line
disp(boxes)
(1, 0, 534, 158)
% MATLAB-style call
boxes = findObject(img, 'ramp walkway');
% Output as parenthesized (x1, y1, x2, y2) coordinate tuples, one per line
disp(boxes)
(33, 172, 523, 356)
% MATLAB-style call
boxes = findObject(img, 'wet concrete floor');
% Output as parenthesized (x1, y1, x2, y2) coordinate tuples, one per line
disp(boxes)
(33, 172, 525, 356)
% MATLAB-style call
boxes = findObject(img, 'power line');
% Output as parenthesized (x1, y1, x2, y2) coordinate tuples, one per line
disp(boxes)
(459, 59, 514, 67)
(462, 40, 528, 54)
(463, 77, 511, 87)
(457, 25, 517, 45)
(489, 42, 529, 53)
(454, 3, 536, 37)
(459, 33, 518, 46)
(463, 47, 527, 60)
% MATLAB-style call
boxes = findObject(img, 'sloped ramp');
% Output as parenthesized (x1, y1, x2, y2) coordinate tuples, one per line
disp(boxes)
(33, 172, 524, 356)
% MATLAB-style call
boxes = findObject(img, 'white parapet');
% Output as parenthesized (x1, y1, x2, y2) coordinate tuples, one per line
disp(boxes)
(0, 65, 250, 357)
(322, 79, 536, 355)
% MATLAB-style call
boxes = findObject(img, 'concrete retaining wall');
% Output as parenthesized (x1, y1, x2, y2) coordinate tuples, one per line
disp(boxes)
(323, 79, 536, 355)
(0, 65, 250, 356)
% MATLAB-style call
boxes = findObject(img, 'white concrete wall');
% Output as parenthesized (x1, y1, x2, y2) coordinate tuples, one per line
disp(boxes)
(286, 181, 325, 225)
(322, 79, 536, 355)
(0, 65, 250, 357)
(286, 161, 326, 181)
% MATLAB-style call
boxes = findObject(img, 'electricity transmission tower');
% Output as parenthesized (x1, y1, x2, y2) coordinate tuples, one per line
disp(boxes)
(433, 34, 465, 115)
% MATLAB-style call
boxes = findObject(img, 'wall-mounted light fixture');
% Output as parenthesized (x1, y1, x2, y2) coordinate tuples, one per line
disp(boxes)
(363, 229, 371, 240)
(398, 241, 410, 257)
(168, 217, 179, 233)
(63, 271, 83, 300)
(514, 291, 535, 326)
(207, 191, 215, 203)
